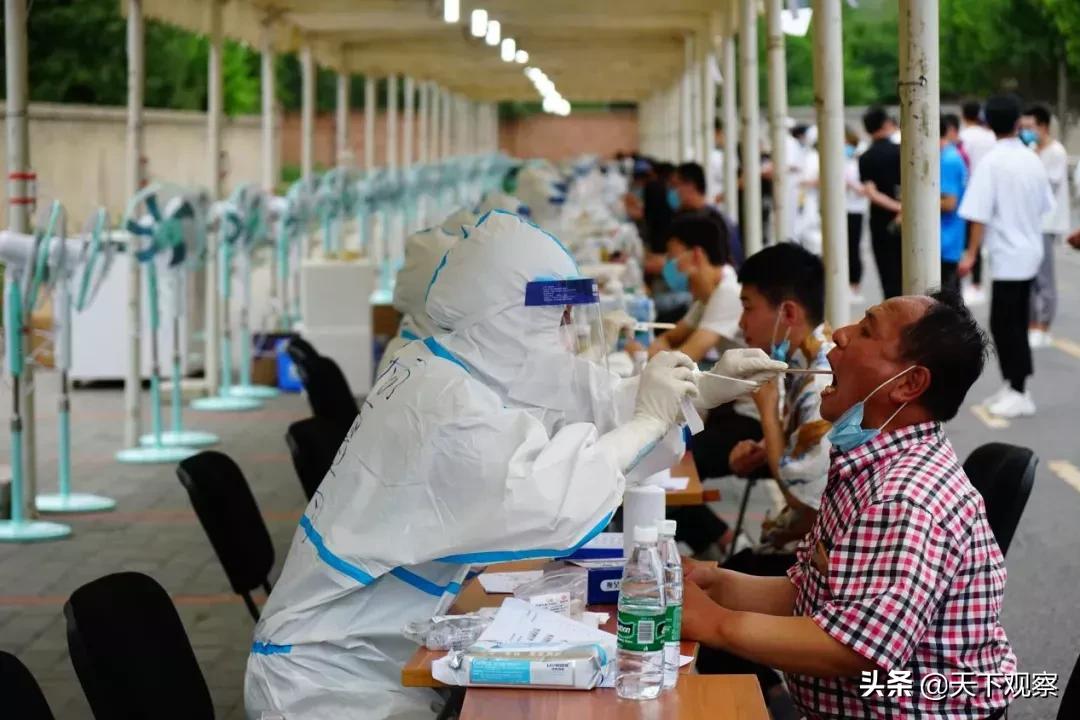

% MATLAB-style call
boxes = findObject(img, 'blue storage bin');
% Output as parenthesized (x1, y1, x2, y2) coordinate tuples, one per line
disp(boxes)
(276, 339, 303, 393)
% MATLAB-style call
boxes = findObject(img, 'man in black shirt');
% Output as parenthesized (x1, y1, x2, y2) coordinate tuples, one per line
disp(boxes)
(669, 162, 743, 267)
(858, 106, 903, 299)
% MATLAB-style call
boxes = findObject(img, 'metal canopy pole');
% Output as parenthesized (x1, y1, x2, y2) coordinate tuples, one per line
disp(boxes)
(386, 75, 398, 171)
(812, 0, 850, 327)
(403, 76, 415, 168)
(721, 20, 740, 222)
(122, 0, 144, 454)
(681, 36, 694, 161)
(701, 38, 716, 172)
(260, 19, 278, 316)
(418, 80, 430, 165)
(363, 76, 375, 172)
(300, 43, 315, 181)
(766, 0, 790, 244)
(336, 69, 350, 167)
(899, 0, 941, 294)
(205, 0, 223, 398)
(739, 0, 762, 257)
(441, 89, 452, 160)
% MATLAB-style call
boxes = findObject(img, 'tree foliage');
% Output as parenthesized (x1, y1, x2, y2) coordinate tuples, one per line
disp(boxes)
(1, 0, 1078, 116)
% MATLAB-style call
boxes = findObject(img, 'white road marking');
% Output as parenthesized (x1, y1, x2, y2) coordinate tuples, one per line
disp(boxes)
(1051, 337, 1080, 361)
(1049, 460, 1080, 495)
(970, 404, 1009, 430)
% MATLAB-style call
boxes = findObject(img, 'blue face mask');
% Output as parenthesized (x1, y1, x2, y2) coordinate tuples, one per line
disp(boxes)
(827, 366, 916, 452)
(770, 312, 791, 362)
(1019, 128, 1038, 147)
(662, 257, 689, 293)
(666, 187, 681, 211)
(844, 144, 856, 159)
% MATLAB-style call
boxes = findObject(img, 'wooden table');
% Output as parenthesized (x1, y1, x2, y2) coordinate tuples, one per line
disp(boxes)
(460, 674, 769, 719)
(664, 453, 719, 507)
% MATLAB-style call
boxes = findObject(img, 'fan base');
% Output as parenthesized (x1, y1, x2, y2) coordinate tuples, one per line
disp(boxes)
(36, 493, 117, 513)
(228, 384, 281, 399)
(0, 520, 72, 543)
(115, 445, 198, 464)
(140, 430, 219, 448)
(191, 395, 263, 412)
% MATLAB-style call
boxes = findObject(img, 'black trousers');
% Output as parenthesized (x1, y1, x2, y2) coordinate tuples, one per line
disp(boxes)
(870, 221, 903, 299)
(670, 404, 763, 554)
(940, 261, 960, 296)
(966, 222, 984, 285)
(990, 279, 1034, 392)
(847, 213, 864, 285)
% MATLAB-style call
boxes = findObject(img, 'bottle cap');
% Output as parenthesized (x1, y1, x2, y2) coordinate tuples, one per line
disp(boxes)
(633, 525, 658, 544)
(659, 519, 677, 537)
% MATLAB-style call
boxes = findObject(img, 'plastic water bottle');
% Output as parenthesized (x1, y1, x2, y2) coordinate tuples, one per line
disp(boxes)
(658, 519, 683, 690)
(616, 525, 666, 700)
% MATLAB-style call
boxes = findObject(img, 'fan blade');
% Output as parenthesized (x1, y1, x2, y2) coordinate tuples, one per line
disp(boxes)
(126, 218, 154, 236)
(146, 193, 162, 221)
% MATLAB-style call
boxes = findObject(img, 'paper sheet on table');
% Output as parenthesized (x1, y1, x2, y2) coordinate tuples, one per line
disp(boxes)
(477, 570, 544, 594)
(646, 468, 690, 491)
(432, 598, 694, 687)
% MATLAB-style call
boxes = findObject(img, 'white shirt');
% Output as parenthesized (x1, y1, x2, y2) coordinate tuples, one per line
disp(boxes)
(958, 137, 1054, 281)
(1037, 140, 1071, 234)
(682, 264, 741, 340)
(844, 155, 869, 214)
(707, 148, 725, 201)
(959, 124, 997, 170)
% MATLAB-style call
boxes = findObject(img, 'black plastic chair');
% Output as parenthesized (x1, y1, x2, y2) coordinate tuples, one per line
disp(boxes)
(177, 451, 275, 620)
(0, 651, 55, 720)
(300, 355, 361, 433)
(286, 416, 348, 500)
(65, 572, 214, 720)
(1058, 650, 1080, 719)
(962, 442, 1037, 557)
(286, 335, 319, 368)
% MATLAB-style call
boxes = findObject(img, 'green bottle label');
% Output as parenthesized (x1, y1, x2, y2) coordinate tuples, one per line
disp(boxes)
(665, 604, 682, 643)
(617, 609, 666, 653)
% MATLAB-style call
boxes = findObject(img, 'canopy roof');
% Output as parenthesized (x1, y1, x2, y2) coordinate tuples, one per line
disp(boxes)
(134, 0, 741, 102)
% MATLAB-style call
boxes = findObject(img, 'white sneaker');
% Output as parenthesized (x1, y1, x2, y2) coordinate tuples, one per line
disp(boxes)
(1028, 329, 1046, 348)
(964, 285, 988, 306)
(982, 383, 1012, 407)
(987, 389, 1036, 418)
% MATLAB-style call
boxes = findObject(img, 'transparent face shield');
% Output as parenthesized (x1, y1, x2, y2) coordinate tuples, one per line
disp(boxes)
(514, 277, 616, 428)
(524, 278, 609, 373)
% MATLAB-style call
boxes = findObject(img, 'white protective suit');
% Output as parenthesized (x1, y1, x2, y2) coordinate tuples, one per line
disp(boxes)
(245, 210, 693, 720)
(515, 162, 567, 229)
(376, 225, 459, 378)
(439, 207, 476, 238)
(474, 190, 528, 218)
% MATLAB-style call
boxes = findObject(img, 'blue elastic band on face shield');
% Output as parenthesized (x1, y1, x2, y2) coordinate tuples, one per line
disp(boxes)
(524, 278, 599, 307)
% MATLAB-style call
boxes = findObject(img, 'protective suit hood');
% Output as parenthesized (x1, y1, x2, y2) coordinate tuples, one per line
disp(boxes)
(439, 207, 477, 238)
(392, 226, 458, 337)
(475, 191, 530, 218)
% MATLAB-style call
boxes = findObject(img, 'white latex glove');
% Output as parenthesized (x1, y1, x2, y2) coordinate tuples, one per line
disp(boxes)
(693, 348, 788, 411)
(596, 351, 699, 473)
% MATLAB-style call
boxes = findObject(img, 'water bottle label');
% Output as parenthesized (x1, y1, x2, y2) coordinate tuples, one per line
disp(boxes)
(664, 604, 682, 643)
(617, 610, 666, 653)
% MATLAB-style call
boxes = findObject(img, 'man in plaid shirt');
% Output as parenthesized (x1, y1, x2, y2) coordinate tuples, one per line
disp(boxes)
(681, 291, 1015, 719)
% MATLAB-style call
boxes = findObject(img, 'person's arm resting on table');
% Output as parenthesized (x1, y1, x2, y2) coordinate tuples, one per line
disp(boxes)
(683, 499, 959, 679)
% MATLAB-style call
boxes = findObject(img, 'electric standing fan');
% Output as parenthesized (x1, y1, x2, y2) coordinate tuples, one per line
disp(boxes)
(0, 200, 74, 540)
(135, 188, 220, 448)
(36, 207, 119, 511)
(190, 195, 262, 412)
(116, 184, 200, 463)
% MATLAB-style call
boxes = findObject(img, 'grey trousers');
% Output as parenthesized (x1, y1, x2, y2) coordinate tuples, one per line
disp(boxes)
(1030, 233, 1059, 326)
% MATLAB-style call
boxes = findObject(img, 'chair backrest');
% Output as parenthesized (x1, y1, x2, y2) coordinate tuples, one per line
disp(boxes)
(302, 355, 361, 432)
(285, 417, 348, 500)
(0, 651, 55, 720)
(962, 442, 1037, 556)
(64, 572, 214, 720)
(176, 451, 275, 597)
(286, 336, 318, 367)
(1057, 651, 1080, 720)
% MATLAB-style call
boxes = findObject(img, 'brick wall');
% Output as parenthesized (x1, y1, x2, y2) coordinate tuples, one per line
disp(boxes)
(279, 108, 640, 167)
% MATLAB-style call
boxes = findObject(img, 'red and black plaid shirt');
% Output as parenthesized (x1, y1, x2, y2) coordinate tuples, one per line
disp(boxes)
(786, 422, 1016, 719)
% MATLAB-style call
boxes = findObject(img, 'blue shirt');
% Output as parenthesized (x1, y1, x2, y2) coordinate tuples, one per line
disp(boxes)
(940, 143, 968, 262)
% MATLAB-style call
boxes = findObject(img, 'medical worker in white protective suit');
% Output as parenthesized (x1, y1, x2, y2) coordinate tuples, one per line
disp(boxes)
(474, 190, 529, 218)
(245, 210, 783, 720)
(375, 225, 459, 379)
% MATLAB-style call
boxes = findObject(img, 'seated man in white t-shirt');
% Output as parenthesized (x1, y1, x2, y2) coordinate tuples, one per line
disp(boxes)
(627, 215, 740, 364)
